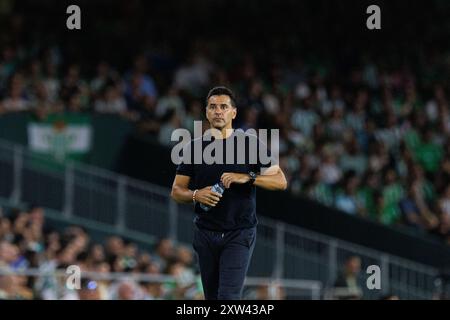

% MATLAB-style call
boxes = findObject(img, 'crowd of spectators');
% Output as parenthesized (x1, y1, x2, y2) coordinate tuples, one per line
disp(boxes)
(1, 1, 450, 244)
(0, 205, 203, 300)
(0, 204, 289, 300)
(1, 42, 450, 244)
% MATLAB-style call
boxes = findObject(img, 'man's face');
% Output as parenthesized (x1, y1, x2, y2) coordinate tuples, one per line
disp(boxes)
(158, 239, 173, 258)
(0, 242, 18, 263)
(206, 95, 236, 130)
(347, 257, 361, 275)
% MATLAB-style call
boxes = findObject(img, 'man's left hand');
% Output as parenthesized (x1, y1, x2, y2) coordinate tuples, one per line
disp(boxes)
(220, 172, 250, 188)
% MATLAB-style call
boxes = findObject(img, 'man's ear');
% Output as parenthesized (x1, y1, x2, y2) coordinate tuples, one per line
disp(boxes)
(232, 107, 237, 119)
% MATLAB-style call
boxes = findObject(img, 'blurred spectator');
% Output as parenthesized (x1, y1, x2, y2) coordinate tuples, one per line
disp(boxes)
(42, 61, 60, 103)
(90, 61, 120, 98)
(141, 282, 165, 300)
(92, 262, 112, 300)
(356, 171, 380, 220)
(415, 127, 444, 175)
(380, 168, 404, 226)
(291, 95, 319, 138)
(0, 241, 19, 268)
(327, 108, 346, 139)
(183, 100, 204, 134)
(60, 64, 89, 111)
(400, 185, 428, 231)
(125, 55, 158, 110)
(240, 106, 259, 131)
(87, 244, 106, 266)
(158, 109, 182, 147)
(319, 150, 342, 185)
(438, 185, 450, 219)
(116, 280, 138, 300)
(105, 236, 125, 260)
(122, 242, 138, 271)
(0, 217, 13, 242)
(152, 238, 174, 271)
(379, 294, 400, 300)
(245, 283, 286, 300)
(340, 135, 368, 176)
(335, 171, 364, 216)
(176, 245, 194, 269)
(305, 169, 334, 207)
(430, 212, 450, 245)
(2, 73, 29, 112)
(368, 141, 390, 172)
(164, 260, 197, 299)
(374, 112, 403, 152)
(155, 87, 185, 121)
(408, 165, 439, 229)
(333, 256, 363, 299)
(174, 53, 214, 98)
(94, 84, 127, 114)
(0, 275, 15, 299)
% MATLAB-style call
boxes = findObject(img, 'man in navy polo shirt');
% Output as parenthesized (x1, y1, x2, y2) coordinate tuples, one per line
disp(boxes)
(171, 86, 287, 300)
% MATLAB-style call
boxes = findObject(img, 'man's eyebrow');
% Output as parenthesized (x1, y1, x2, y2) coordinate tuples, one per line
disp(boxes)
(208, 103, 229, 107)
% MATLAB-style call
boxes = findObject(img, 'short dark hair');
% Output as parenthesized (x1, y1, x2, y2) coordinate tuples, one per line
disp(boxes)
(206, 86, 236, 107)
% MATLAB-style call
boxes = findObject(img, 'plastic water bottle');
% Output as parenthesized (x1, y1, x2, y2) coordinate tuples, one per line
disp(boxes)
(200, 182, 225, 211)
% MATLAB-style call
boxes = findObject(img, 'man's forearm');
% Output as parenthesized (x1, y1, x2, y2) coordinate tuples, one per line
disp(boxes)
(171, 186, 194, 204)
(254, 170, 287, 191)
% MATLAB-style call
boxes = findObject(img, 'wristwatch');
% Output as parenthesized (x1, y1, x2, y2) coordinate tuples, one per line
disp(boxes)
(248, 171, 257, 185)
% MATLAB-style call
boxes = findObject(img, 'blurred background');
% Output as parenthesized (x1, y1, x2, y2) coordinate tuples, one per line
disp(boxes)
(1, 0, 450, 300)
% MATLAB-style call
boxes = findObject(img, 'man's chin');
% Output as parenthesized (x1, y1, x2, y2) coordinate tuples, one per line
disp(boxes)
(211, 123, 225, 130)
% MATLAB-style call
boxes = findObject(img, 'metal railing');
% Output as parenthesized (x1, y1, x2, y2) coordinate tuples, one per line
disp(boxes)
(0, 138, 441, 299)
(0, 268, 322, 300)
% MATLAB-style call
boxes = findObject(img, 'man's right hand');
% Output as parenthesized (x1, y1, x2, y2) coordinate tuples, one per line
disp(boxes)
(195, 186, 222, 207)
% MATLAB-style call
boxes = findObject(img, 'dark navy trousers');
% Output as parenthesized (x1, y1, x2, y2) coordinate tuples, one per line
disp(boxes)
(193, 225, 256, 300)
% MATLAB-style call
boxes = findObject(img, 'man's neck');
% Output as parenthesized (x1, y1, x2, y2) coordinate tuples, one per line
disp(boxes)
(210, 126, 234, 139)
